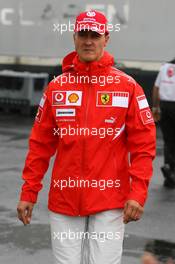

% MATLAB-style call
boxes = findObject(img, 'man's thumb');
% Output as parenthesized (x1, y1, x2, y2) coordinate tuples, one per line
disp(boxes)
(27, 206, 33, 223)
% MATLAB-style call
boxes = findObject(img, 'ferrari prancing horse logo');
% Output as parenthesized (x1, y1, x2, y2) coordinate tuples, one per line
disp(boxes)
(101, 93, 110, 104)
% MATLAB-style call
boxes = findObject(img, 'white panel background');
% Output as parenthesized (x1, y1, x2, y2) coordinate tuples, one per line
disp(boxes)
(0, 0, 175, 62)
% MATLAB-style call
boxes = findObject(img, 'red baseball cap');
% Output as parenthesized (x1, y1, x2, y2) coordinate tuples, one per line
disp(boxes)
(74, 10, 109, 35)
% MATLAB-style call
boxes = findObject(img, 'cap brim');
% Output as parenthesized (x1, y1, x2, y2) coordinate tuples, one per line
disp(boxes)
(75, 22, 106, 35)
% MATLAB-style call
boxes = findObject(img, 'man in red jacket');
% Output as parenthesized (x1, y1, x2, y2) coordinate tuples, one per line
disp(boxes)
(17, 10, 156, 264)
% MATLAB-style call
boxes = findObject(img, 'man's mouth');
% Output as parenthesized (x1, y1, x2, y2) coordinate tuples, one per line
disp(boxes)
(83, 49, 94, 52)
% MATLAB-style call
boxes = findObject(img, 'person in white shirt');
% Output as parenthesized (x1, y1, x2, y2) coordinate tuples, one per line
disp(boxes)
(152, 58, 175, 188)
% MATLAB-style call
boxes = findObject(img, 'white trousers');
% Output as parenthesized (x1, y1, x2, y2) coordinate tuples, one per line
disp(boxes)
(49, 209, 125, 264)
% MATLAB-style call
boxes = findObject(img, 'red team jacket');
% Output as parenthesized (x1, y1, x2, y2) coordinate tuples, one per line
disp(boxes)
(20, 51, 156, 216)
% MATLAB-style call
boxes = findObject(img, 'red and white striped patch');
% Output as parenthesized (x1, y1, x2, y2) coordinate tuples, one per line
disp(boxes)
(136, 95, 149, 110)
(112, 92, 129, 107)
(39, 94, 46, 108)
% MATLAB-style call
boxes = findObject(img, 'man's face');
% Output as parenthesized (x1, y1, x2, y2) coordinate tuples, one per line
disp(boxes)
(73, 30, 109, 62)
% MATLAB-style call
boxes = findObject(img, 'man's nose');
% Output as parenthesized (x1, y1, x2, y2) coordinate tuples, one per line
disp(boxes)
(84, 36, 93, 45)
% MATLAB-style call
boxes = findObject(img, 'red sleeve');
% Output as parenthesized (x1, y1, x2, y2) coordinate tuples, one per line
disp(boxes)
(125, 79, 156, 206)
(19, 84, 58, 203)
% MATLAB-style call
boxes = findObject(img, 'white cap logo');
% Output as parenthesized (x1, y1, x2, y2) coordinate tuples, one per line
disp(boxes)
(86, 11, 96, 17)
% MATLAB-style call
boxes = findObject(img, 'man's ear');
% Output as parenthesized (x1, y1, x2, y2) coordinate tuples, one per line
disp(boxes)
(104, 34, 110, 47)
(73, 33, 76, 43)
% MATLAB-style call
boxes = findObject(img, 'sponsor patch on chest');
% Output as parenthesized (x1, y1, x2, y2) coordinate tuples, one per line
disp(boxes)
(96, 91, 129, 107)
(52, 91, 82, 106)
(56, 108, 76, 117)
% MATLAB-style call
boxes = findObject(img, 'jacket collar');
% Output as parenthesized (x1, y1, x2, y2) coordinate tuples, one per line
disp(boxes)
(62, 51, 114, 75)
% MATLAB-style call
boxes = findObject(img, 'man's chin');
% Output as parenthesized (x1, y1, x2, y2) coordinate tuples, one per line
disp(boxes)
(81, 55, 97, 62)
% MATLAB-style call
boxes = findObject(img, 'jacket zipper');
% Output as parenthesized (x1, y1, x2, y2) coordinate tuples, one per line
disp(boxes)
(113, 153, 117, 172)
(79, 68, 91, 216)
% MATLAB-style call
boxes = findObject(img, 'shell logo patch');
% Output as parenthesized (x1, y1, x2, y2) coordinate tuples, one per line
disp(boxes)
(68, 93, 79, 103)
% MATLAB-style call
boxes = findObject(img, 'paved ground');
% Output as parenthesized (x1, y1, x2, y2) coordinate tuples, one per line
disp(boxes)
(0, 113, 175, 264)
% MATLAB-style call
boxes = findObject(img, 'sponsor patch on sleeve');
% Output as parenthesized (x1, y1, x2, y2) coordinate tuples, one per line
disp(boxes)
(39, 94, 47, 108)
(136, 95, 149, 110)
(140, 109, 154, 125)
(35, 107, 43, 123)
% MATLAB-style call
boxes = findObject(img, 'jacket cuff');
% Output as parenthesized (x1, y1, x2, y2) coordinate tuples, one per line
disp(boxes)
(127, 177, 150, 207)
(20, 191, 38, 204)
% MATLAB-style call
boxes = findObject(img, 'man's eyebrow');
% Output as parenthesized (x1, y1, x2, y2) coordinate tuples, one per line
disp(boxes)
(77, 30, 102, 37)
(90, 32, 102, 38)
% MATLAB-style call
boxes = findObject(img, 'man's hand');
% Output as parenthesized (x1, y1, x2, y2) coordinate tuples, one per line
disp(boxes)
(17, 201, 34, 225)
(123, 200, 144, 224)
(152, 107, 160, 122)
